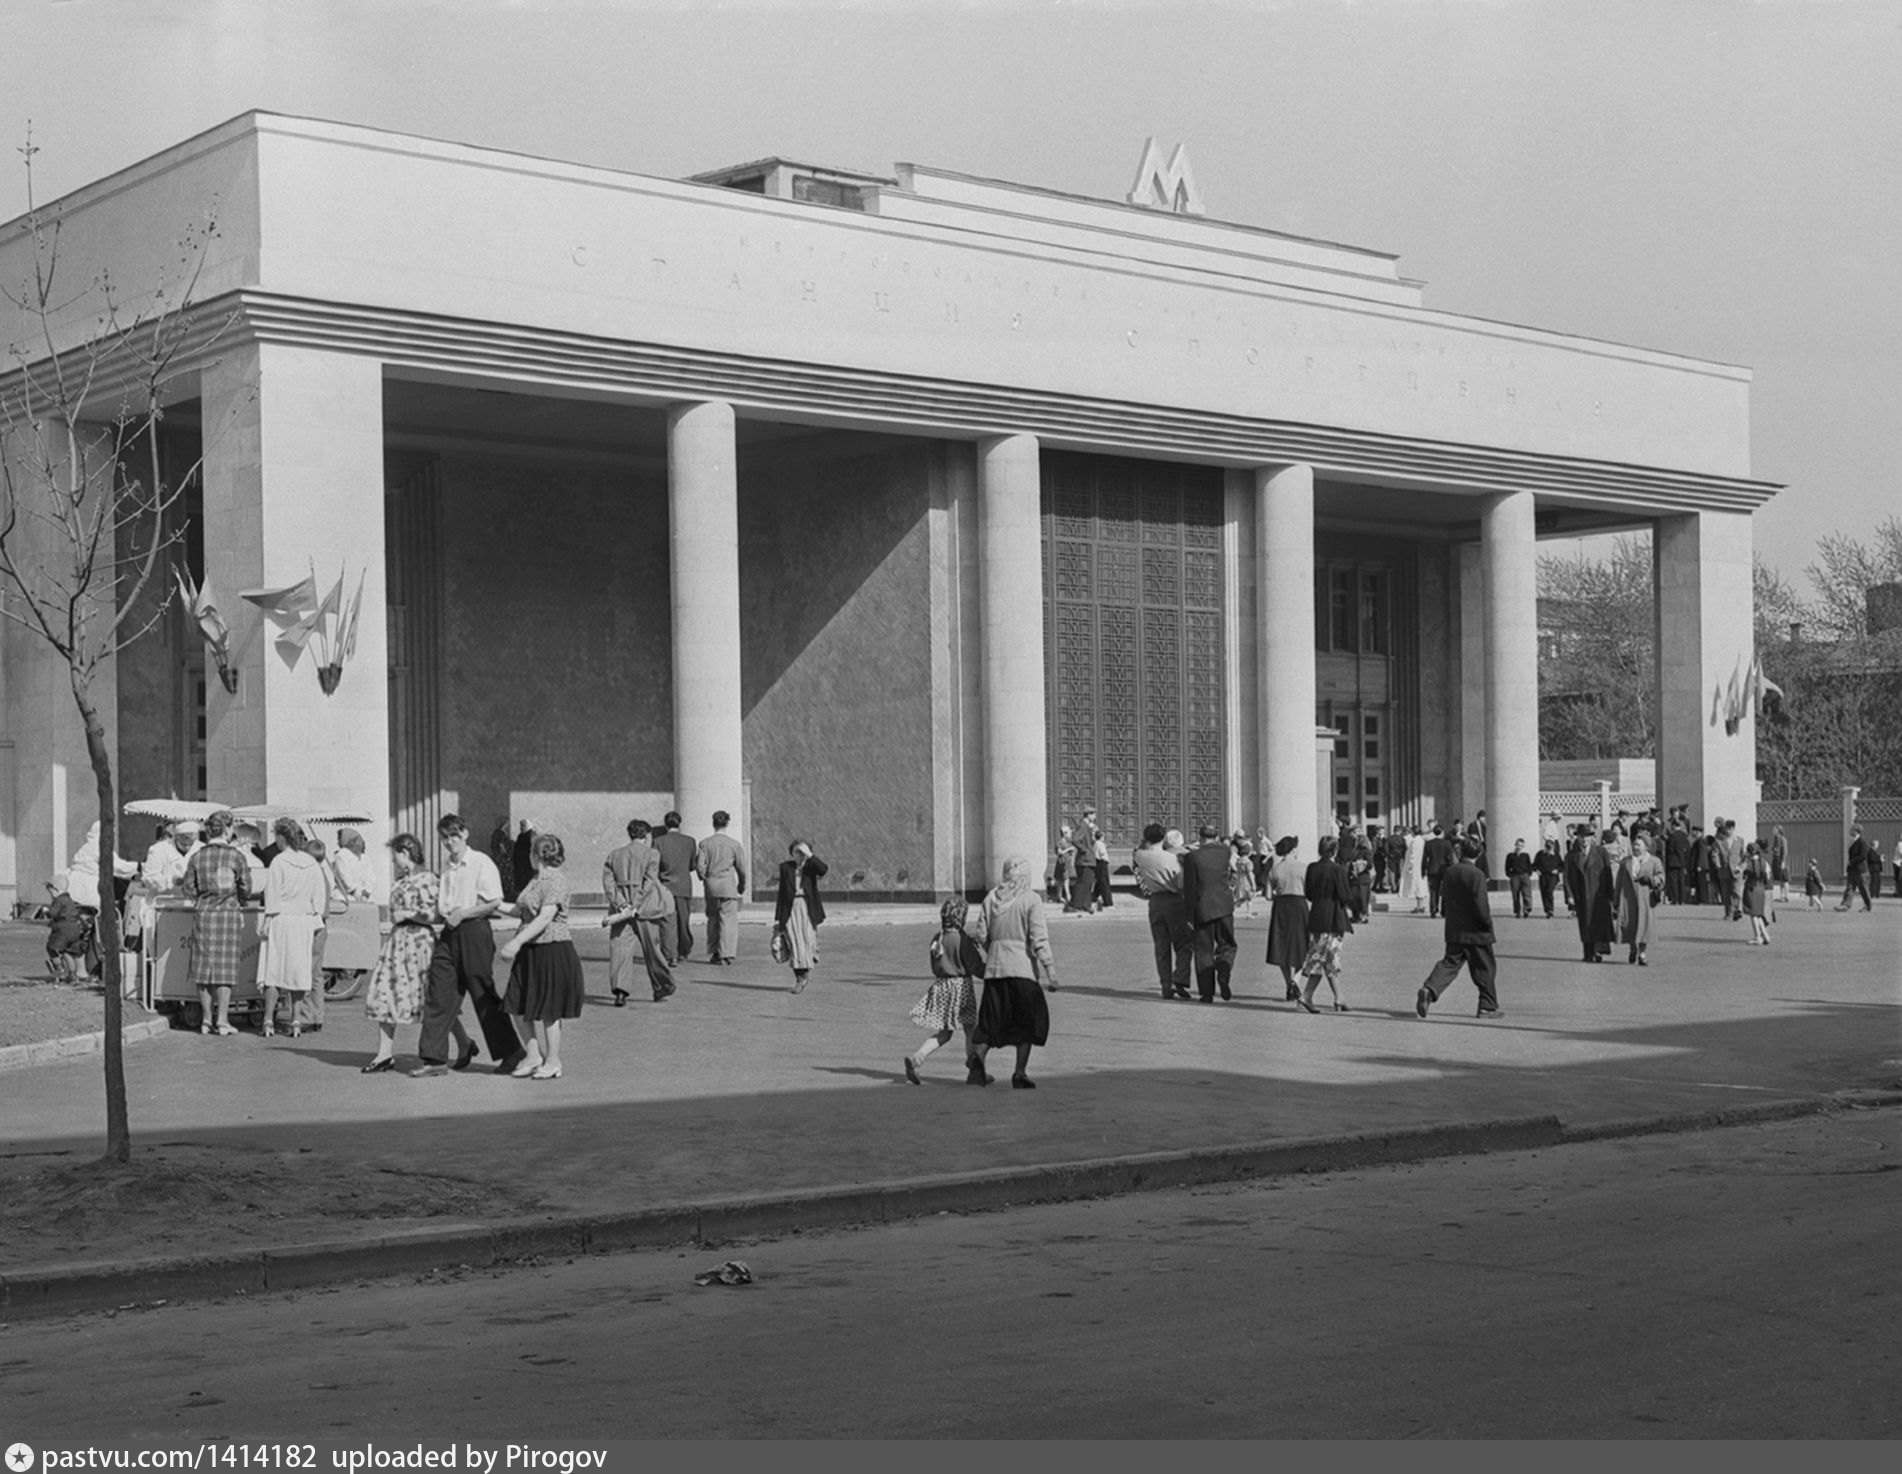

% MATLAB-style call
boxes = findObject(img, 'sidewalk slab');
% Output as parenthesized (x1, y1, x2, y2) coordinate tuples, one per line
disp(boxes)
(2, 899, 1898, 1316)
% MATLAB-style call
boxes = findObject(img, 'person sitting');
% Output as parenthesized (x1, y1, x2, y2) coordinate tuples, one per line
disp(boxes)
(44, 874, 94, 983)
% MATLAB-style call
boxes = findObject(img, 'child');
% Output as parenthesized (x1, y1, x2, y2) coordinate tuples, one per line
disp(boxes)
(903, 897, 986, 1085)
(43, 874, 94, 984)
(1804, 858, 1824, 911)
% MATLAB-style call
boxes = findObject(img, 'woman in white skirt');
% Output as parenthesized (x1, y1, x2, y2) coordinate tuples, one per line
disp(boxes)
(773, 840, 829, 994)
(260, 817, 329, 1038)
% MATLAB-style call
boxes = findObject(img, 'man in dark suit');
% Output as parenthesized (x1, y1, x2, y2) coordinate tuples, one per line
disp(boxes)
(1565, 830, 1615, 961)
(1837, 826, 1872, 912)
(1416, 838, 1501, 1019)
(1177, 823, 1238, 1002)
(654, 811, 698, 963)
(1663, 821, 1691, 905)
(1421, 823, 1454, 918)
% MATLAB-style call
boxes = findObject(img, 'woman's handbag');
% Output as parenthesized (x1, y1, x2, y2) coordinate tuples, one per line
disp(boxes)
(769, 924, 790, 964)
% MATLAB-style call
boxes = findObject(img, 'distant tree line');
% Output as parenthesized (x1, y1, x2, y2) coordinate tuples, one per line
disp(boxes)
(1536, 518, 1902, 799)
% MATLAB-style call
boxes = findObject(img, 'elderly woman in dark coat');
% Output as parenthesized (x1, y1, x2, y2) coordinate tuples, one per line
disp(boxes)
(1295, 834, 1355, 1014)
(1262, 835, 1309, 1003)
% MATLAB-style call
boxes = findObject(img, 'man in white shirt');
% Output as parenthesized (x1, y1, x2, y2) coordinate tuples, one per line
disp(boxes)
(412, 812, 520, 1076)
(1133, 823, 1192, 1000)
(331, 828, 375, 901)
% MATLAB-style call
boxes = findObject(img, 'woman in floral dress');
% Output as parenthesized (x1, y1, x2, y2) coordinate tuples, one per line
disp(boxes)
(361, 834, 468, 1074)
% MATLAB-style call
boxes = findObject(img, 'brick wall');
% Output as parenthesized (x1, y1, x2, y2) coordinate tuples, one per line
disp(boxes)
(739, 435, 935, 896)
(436, 452, 673, 872)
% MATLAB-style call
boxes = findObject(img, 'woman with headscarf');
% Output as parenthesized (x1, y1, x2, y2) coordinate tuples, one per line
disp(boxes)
(259, 817, 329, 1037)
(1295, 834, 1355, 1013)
(1615, 832, 1665, 966)
(773, 839, 829, 994)
(1742, 842, 1775, 945)
(903, 896, 985, 1084)
(969, 856, 1059, 1088)
(181, 810, 252, 1035)
(1262, 835, 1309, 1003)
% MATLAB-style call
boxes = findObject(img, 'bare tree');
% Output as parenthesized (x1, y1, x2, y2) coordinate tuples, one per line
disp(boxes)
(0, 133, 240, 1163)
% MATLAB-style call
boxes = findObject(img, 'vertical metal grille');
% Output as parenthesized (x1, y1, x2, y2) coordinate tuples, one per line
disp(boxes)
(1042, 454, 1227, 849)
(385, 455, 444, 845)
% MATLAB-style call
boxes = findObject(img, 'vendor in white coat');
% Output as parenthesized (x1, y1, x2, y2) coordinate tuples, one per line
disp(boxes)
(67, 820, 140, 913)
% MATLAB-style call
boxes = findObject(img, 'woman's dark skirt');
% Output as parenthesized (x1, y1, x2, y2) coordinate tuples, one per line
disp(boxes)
(975, 975, 1049, 1049)
(505, 940, 586, 1023)
(1264, 895, 1311, 970)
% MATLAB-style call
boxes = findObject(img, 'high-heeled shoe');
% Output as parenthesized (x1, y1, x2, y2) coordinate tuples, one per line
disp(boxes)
(360, 1056, 395, 1074)
(511, 1054, 543, 1078)
(451, 1040, 479, 1071)
(613, 989, 628, 1008)
(1334, 1002, 1351, 1012)
(1294, 994, 1320, 1015)
(260, 1024, 276, 1039)
(213, 1022, 237, 1036)
(530, 1062, 562, 1080)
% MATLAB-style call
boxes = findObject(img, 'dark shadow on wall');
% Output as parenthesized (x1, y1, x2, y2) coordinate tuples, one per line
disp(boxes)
(738, 433, 939, 890)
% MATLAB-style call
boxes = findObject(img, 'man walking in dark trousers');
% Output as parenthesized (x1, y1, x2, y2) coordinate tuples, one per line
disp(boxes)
(1505, 838, 1535, 918)
(1533, 841, 1563, 918)
(1837, 826, 1872, 912)
(1421, 823, 1454, 918)
(1133, 823, 1193, 1000)
(1178, 823, 1238, 1002)
(655, 811, 698, 963)
(1417, 838, 1501, 1020)
(412, 813, 522, 1076)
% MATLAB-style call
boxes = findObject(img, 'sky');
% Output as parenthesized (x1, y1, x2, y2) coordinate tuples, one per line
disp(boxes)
(2, 0, 1896, 587)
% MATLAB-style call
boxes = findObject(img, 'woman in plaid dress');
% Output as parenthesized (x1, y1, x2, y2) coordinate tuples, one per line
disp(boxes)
(183, 810, 254, 1035)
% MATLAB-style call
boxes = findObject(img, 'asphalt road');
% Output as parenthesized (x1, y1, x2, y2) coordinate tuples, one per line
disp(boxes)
(5, 1107, 1897, 1439)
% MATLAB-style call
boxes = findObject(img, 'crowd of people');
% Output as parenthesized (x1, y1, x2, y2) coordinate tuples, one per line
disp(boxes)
(33, 792, 1895, 1092)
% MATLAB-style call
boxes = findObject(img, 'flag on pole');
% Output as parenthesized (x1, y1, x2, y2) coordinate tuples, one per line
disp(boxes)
(290, 573, 344, 653)
(337, 568, 366, 664)
(1749, 653, 1785, 716)
(174, 567, 230, 648)
(241, 574, 319, 638)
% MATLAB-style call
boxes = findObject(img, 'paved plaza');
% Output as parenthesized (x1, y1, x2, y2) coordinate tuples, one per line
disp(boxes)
(5, 894, 1897, 1281)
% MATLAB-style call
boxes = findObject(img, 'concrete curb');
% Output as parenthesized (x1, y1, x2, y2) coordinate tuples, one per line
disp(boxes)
(0, 1015, 170, 1073)
(5, 1091, 1897, 1322)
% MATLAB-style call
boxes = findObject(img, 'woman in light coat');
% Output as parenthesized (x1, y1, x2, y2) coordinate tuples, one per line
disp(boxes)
(969, 857, 1059, 1089)
(1614, 833, 1665, 966)
(260, 817, 330, 1036)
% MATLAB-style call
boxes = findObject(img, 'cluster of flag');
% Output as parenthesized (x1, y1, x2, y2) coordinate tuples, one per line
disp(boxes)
(173, 568, 238, 693)
(170, 563, 366, 695)
(1712, 652, 1785, 734)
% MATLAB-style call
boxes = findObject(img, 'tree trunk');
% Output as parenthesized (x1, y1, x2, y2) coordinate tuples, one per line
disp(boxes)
(75, 681, 132, 1164)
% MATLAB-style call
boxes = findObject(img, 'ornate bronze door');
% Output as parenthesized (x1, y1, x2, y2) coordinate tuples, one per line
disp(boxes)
(1042, 453, 1226, 851)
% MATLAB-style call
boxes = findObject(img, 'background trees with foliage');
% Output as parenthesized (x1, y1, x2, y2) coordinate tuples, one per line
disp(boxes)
(1536, 519, 1902, 797)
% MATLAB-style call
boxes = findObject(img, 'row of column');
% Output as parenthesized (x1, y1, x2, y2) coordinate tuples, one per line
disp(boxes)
(200, 343, 1747, 887)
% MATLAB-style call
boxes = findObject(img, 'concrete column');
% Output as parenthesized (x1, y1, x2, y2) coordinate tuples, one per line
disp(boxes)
(977, 434, 1047, 887)
(200, 344, 389, 838)
(1654, 511, 1757, 832)
(1481, 491, 1540, 881)
(1456, 541, 1488, 823)
(667, 401, 745, 853)
(1254, 464, 1319, 847)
